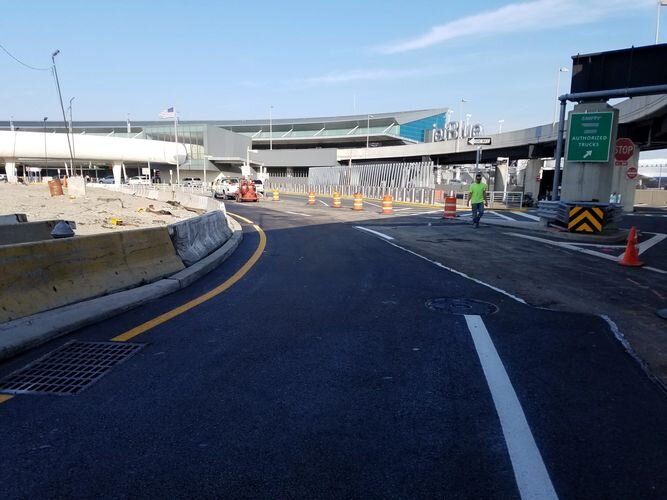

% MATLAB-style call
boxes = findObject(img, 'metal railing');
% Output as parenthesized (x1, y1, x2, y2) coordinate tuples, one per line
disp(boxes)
(262, 182, 525, 208)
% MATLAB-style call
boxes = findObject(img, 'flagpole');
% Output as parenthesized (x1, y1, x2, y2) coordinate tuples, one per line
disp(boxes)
(174, 108, 180, 185)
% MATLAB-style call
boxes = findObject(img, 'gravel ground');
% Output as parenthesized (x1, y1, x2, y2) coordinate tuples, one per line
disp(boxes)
(0, 183, 198, 234)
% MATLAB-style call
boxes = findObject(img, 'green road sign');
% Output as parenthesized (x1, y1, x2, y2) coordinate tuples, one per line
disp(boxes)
(566, 112, 614, 162)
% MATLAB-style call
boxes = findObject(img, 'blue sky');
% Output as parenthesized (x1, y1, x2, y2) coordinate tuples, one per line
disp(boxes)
(0, 0, 662, 138)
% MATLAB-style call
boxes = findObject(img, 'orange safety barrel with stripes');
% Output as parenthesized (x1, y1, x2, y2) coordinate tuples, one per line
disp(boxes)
(442, 196, 457, 218)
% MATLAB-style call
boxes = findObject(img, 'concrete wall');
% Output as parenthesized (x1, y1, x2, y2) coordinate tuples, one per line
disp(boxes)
(0, 227, 185, 323)
(206, 126, 251, 160)
(258, 148, 337, 168)
(635, 189, 667, 205)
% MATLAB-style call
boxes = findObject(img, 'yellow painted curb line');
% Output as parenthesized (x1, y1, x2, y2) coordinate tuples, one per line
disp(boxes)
(0, 394, 13, 405)
(112, 214, 266, 342)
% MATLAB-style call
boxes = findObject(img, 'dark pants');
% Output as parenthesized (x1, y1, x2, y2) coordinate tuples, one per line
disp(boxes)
(471, 202, 485, 224)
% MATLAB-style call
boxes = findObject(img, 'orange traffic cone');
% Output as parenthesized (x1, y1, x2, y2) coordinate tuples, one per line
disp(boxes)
(619, 226, 644, 267)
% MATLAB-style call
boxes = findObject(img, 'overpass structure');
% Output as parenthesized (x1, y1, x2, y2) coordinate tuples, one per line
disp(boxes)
(337, 95, 667, 165)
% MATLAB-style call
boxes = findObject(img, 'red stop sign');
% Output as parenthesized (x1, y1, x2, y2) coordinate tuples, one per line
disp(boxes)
(615, 138, 635, 162)
(626, 166, 638, 179)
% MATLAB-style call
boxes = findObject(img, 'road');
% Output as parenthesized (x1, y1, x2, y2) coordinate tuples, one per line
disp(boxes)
(0, 199, 666, 499)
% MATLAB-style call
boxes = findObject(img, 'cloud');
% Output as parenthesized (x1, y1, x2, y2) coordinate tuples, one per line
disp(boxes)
(378, 0, 654, 54)
(294, 67, 441, 86)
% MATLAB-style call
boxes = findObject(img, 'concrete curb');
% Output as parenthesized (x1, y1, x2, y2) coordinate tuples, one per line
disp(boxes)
(0, 216, 243, 361)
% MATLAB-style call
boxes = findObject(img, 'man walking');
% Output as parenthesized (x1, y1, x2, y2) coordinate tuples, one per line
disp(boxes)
(467, 173, 488, 228)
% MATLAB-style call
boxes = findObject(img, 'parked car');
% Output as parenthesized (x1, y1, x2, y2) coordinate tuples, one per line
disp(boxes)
(182, 177, 203, 188)
(253, 179, 264, 195)
(127, 175, 150, 185)
(99, 175, 116, 184)
(0, 173, 8, 182)
(211, 177, 239, 199)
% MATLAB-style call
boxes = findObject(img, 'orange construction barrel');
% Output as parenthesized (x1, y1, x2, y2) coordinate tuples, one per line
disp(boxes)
(442, 196, 457, 218)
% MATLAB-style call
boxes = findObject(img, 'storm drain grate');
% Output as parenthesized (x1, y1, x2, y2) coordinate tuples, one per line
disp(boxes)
(0, 341, 144, 396)
(426, 298, 498, 316)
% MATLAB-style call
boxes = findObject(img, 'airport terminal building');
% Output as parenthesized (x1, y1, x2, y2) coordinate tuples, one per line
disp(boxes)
(0, 108, 450, 182)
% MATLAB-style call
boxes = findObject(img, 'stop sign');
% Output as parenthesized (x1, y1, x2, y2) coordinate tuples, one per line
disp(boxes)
(626, 166, 638, 179)
(615, 138, 635, 162)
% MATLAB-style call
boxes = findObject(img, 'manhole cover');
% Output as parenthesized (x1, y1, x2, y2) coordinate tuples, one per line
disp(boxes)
(0, 341, 144, 396)
(425, 298, 498, 315)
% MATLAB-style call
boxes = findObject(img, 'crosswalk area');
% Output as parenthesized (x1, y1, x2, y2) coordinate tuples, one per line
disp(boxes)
(409, 208, 540, 223)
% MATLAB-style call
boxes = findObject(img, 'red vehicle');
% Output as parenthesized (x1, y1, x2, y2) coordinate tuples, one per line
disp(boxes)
(236, 178, 259, 202)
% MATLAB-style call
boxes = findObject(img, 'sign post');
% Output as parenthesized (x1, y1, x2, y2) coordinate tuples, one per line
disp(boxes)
(566, 112, 614, 162)
(467, 138, 492, 174)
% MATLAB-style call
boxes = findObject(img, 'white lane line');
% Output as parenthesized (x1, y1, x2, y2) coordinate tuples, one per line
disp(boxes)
(396, 210, 442, 217)
(505, 232, 667, 274)
(512, 212, 541, 221)
(364, 235, 527, 304)
(505, 232, 619, 262)
(637, 233, 666, 255)
(354, 226, 395, 240)
(364, 201, 383, 209)
(393, 207, 416, 212)
(318, 199, 330, 207)
(285, 211, 312, 217)
(464, 316, 558, 500)
(489, 211, 515, 221)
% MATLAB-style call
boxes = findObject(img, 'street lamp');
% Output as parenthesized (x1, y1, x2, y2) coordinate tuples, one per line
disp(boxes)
(51, 50, 75, 180)
(456, 99, 467, 152)
(498, 119, 505, 134)
(269, 105, 273, 151)
(366, 114, 374, 148)
(43, 117, 48, 179)
(553, 67, 569, 128)
(67, 96, 77, 175)
(656, 1, 667, 44)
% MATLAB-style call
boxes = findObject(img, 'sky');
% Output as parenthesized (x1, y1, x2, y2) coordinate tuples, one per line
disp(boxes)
(0, 0, 665, 156)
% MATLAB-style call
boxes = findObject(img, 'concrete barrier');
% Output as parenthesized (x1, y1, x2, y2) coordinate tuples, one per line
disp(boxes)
(0, 220, 74, 245)
(0, 214, 27, 225)
(168, 210, 232, 266)
(635, 189, 667, 206)
(0, 227, 184, 323)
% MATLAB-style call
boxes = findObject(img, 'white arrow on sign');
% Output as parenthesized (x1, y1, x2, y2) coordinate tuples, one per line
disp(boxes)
(467, 137, 492, 146)
(583, 150, 593, 159)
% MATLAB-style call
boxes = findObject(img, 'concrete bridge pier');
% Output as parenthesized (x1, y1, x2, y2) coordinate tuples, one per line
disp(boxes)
(522, 159, 543, 199)
(112, 161, 123, 185)
(3, 159, 17, 183)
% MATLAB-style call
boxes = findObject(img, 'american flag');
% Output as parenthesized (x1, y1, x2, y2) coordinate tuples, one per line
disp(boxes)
(159, 107, 176, 119)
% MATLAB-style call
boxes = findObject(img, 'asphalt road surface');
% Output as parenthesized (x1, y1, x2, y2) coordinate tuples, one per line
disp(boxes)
(1, 201, 666, 499)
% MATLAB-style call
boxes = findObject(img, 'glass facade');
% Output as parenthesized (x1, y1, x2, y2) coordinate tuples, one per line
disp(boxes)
(399, 113, 447, 142)
(143, 124, 206, 161)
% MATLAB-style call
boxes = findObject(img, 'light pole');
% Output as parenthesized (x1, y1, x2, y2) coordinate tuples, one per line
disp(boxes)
(51, 50, 74, 179)
(456, 99, 467, 152)
(498, 119, 505, 134)
(43, 117, 48, 179)
(553, 67, 569, 129)
(366, 114, 373, 148)
(657, 1, 667, 44)
(269, 105, 273, 150)
(67, 96, 78, 176)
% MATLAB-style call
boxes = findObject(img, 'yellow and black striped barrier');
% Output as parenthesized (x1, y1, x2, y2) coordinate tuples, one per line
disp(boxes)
(568, 206, 604, 233)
